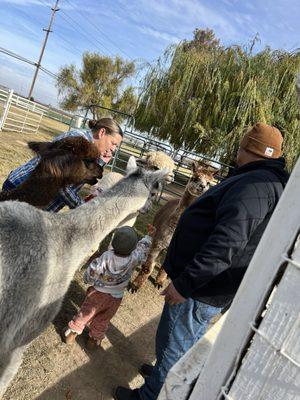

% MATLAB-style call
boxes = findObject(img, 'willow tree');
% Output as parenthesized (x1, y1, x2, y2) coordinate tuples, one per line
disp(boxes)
(135, 29, 300, 170)
(56, 52, 136, 121)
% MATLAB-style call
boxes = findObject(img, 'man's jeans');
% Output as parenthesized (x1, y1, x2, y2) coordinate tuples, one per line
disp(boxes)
(139, 299, 222, 400)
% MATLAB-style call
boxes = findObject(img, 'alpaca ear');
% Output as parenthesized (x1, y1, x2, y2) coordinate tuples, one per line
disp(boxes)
(136, 157, 147, 168)
(51, 137, 99, 159)
(126, 156, 137, 173)
(28, 141, 52, 155)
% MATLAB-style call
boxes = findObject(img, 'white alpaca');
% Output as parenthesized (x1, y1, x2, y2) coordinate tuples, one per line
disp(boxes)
(0, 157, 169, 398)
(91, 151, 175, 227)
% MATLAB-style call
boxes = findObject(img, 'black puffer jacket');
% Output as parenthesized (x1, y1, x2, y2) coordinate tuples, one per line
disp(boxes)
(163, 158, 289, 308)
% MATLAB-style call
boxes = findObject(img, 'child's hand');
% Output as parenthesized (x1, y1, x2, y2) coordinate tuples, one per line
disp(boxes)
(84, 194, 96, 202)
(147, 224, 156, 236)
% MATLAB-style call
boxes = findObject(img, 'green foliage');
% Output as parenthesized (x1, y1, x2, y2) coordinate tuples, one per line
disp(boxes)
(56, 52, 136, 122)
(135, 29, 300, 170)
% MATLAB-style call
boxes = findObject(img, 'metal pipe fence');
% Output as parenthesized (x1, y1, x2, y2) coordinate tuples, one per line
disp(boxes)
(0, 87, 233, 202)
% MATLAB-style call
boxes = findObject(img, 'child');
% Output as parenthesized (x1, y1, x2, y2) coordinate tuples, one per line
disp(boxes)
(63, 225, 154, 349)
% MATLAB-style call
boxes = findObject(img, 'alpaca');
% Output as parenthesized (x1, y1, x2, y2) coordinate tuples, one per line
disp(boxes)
(91, 151, 175, 227)
(129, 161, 218, 292)
(0, 137, 103, 208)
(0, 156, 169, 398)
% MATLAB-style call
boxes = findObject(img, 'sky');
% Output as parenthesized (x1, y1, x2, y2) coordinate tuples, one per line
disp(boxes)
(0, 0, 299, 107)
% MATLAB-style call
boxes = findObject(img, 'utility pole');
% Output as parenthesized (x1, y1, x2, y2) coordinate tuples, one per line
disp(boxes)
(28, 0, 60, 98)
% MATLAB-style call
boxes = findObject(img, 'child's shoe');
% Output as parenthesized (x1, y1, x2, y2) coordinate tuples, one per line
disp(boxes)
(63, 328, 78, 344)
(86, 336, 102, 350)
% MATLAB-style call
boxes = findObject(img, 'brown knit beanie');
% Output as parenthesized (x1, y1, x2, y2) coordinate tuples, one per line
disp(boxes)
(240, 123, 283, 159)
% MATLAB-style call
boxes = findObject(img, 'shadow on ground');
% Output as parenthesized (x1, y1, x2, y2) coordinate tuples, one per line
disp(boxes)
(36, 314, 160, 400)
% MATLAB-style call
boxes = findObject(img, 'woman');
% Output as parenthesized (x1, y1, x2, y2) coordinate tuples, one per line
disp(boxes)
(2, 117, 123, 212)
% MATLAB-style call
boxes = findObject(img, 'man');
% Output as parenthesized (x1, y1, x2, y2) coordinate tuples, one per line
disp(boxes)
(2, 117, 123, 212)
(115, 122, 289, 400)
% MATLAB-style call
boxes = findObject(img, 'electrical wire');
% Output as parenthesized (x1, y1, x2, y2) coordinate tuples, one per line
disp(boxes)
(35, 0, 110, 55)
(59, 9, 114, 56)
(52, 30, 83, 57)
(63, 0, 133, 60)
(0, 46, 58, 79)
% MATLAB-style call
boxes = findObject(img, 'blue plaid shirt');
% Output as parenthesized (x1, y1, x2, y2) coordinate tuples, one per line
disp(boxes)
(3, 129, 96, 212)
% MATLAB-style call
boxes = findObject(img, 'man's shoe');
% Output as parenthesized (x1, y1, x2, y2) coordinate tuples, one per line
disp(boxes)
(114, 387, 140, 400)
(139, 363, 154, 378)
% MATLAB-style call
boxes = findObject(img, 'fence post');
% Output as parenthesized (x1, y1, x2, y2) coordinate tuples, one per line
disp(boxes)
(0, 89, 14, 131)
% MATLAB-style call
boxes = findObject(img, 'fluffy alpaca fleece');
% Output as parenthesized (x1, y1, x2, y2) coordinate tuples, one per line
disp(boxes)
(138, 151, 175, 176)
(91, 151, 175, 227)
(0, 157, 169, 398)
(130, 161, 218, 291)
(0, 137, 103, 208)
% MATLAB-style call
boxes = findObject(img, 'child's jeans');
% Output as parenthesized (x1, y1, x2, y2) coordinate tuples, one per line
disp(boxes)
(68, 287, 122, 341)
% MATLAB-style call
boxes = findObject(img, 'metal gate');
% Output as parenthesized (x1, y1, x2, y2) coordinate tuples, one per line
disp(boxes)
(0, 88, 44, 134)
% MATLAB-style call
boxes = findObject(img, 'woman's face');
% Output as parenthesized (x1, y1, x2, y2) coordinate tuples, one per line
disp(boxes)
(93, 128, 123, 164)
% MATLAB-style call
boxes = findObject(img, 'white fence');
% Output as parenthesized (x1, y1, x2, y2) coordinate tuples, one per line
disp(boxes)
(0, 87, 74, 134)
(0, 89, 44, 134)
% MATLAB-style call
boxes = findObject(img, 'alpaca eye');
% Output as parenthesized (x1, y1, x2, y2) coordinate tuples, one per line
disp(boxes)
(153, 182, 159, 190)
(83, 158, 94, 166)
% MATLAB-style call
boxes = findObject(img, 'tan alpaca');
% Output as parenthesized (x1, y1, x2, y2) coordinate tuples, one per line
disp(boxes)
(129, 161, 218, 291)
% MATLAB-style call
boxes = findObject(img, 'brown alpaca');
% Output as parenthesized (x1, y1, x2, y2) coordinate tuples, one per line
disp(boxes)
(129, 161, 218, 291)
(0, 137, 103, 208)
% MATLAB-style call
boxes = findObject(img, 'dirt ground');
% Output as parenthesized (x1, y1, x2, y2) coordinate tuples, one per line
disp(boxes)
(0, 123, 167, 400)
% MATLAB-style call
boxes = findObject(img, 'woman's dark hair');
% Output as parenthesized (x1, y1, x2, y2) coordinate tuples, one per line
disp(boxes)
(88, 117, 123, 137)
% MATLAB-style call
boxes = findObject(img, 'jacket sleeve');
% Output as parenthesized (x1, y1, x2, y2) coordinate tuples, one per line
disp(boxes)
(58, 184, 84, 209)
(83, 253, 107, 284)
(129, 235, 152, 268)
(172, 178, 273, 299)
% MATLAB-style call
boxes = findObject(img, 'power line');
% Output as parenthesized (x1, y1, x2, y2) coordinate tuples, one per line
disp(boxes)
(0, 46, 58, 79)
(28, 0, 60, 98)
(52, 31, 83, 57)
(11, 0, 83, 60)
(59, 9, 114, 56)
(63, 0, 133, 60)
(37, 0, 111, 55)
(0, 47, 36, 67)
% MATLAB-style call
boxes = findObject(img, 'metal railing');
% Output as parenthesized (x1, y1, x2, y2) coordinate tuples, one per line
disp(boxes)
(0, 87, 232, 201)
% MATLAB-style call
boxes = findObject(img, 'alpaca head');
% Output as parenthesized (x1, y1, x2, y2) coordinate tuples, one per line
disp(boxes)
(125, 156, 170, 214)
(136, 151, 175, 183)
(28, 137, 103, 185)
(186, 160, 218, 197)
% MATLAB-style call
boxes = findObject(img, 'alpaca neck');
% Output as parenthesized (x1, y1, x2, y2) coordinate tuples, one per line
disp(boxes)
(60, 176, 147, 268)
(177, 188, 197, 211)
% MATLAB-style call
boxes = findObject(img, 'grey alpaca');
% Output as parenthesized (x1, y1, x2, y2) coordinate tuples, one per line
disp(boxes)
(0, 156, 168, 398)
